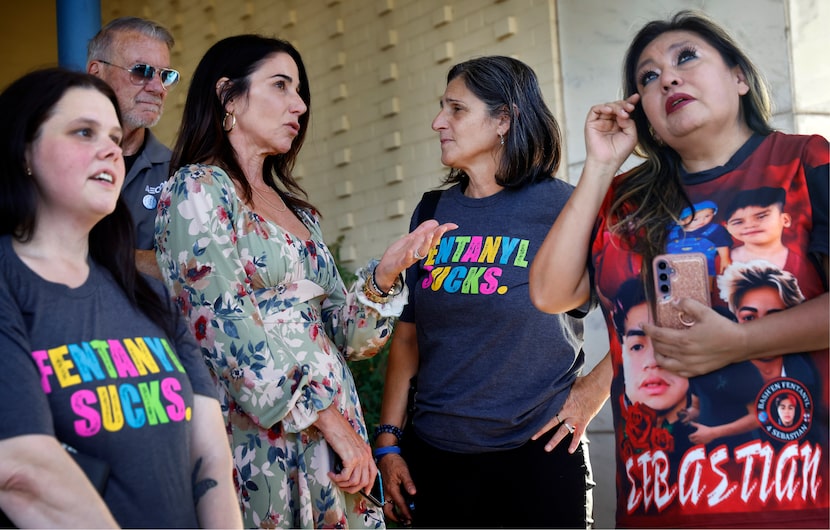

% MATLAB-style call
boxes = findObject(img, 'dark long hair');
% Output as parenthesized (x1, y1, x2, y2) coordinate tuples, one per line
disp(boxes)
(441, 56, 562, 188)
(171, 34, 315, 212)
(614, 10, 774, 288)
(0, 67, 173, 335)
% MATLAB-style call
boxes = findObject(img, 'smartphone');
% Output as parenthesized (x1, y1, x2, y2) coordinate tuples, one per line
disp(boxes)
(652, 252, 710, 329)
(332, 452, 385, 508)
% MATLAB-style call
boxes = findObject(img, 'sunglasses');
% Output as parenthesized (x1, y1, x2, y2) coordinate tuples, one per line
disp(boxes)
(98, 60, 180, 89)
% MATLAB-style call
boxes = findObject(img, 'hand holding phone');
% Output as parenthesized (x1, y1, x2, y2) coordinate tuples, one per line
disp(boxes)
(333, 453, 386, 508)
(652, 252, 710, 328)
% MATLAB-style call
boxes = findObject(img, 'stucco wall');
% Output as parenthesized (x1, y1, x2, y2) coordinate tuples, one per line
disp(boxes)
(1, 0, 58, 86)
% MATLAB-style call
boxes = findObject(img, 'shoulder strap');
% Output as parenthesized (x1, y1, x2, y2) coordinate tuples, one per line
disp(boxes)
(404, 190, 443, 428)
(416, 189, 443, 225)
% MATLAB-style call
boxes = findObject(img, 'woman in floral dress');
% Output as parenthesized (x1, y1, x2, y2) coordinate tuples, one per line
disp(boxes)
(155, 35, 454, 529)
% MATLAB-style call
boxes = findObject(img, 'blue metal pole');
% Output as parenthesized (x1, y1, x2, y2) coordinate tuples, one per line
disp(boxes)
(56, 0, 102, 71)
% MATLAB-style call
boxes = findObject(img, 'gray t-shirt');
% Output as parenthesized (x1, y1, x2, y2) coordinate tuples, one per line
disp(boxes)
(0, 235, 215, 527)
(401, 179, 587, 452)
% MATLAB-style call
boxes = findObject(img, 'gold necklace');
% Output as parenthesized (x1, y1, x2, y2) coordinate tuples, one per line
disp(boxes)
(251, 185, 288, 212)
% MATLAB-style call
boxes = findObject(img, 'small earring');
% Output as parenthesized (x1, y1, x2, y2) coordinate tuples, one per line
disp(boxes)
(647, 124, 664, 146)
(223, 112, 236, 132)
(499, 133, 504, 146)
(26, 167, 32, 176)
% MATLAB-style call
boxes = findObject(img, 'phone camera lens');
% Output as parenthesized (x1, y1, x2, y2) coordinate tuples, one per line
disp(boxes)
(657, 260, 667, 270)
(660, 284, 669, 293)
(659, 273, 668, 281)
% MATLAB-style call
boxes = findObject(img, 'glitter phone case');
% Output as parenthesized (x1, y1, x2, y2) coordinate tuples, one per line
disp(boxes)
(652, 252, 710, 329)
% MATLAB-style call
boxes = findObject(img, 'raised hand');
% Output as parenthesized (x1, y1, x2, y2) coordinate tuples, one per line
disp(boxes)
(373, 219, 458, 291)
(584, 93, 641, 177)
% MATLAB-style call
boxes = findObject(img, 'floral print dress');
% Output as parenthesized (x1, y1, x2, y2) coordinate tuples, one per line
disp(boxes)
(155, 164, 397, 529)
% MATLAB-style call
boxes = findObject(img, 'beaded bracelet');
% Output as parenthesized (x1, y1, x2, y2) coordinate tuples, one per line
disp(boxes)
(373, 445, 402, 461)
(373, 423, 404, 443)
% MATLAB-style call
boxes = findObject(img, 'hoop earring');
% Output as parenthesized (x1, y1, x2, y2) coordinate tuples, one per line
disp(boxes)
(499, 133, 504, 146)
(223, 112, 236, 132)
(647, 124, 664, 146)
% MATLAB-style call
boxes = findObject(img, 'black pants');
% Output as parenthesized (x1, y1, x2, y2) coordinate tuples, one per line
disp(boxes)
(402, 426, 595, 528)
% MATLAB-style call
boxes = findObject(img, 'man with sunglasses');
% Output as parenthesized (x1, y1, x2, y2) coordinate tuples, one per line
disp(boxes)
(87, 16, 179, 279)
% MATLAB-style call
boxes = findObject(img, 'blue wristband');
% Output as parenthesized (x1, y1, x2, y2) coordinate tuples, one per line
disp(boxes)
(373, 445, 402, 461)
(373, 423, 404, 443)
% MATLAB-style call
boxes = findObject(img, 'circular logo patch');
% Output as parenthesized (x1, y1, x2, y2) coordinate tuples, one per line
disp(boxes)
(756, 377, 812, 442)
(142, 194, 158, 210)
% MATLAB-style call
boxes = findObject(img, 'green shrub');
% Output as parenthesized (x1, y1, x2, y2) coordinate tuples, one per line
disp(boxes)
(330, 235, 389, 431)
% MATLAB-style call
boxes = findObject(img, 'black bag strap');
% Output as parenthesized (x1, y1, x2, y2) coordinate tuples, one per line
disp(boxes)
(410, 189, 443, 281)
(416, 189, 443, 225)
(402, 190, 443, 435)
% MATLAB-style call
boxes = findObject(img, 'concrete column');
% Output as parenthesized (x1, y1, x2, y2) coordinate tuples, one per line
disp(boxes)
(787, 0, 830, 138)
(56, 0, 101, 71)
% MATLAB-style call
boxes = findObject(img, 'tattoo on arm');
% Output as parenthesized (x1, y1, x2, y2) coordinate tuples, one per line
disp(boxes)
(192, 457, 219, 504)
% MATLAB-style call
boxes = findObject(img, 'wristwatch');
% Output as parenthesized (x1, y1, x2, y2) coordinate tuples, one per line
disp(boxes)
(362, 259, 404, 302)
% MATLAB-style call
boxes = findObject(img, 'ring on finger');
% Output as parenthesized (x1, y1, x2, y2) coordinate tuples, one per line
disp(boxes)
(555, 413, 563, 425)
(413, 248, 426, 260)
(564, 422, 575, 434)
